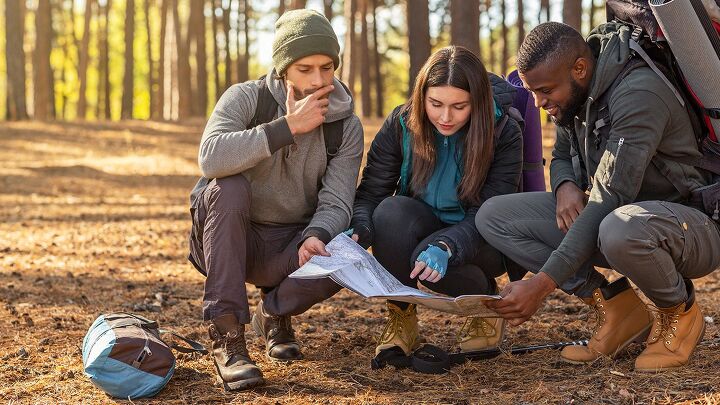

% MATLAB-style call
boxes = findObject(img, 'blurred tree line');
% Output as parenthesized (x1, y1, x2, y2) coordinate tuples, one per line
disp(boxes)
(1, 0, 602, 122)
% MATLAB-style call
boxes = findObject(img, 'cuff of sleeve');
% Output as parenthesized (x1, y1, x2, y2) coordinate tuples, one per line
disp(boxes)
(551, 178, 579, 196)
(433, 237, 457, 264)
(352, 223, 373, 249)
(539, 252, 575, 288)
(263, 117, 295, 154)
(299, 227, 332, 246)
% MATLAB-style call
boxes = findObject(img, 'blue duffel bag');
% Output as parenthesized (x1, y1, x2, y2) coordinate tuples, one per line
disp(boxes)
(82, 313, 207, 399)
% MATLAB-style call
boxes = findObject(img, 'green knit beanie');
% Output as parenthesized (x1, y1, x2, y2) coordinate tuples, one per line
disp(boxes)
(272, 9, 340, 76)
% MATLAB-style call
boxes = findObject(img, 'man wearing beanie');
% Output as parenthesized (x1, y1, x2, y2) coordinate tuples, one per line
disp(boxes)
(187, 9, 363, 390)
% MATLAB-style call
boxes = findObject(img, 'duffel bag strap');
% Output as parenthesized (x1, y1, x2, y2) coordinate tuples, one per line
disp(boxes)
(159, 329, 208, 354)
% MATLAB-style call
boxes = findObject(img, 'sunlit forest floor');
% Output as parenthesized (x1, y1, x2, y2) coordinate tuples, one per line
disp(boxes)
(1, 119, 719, 404)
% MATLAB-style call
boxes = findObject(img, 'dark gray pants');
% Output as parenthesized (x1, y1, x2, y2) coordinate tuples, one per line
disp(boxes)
(188, 174, 341, 323)
(476, 192, 720, 306)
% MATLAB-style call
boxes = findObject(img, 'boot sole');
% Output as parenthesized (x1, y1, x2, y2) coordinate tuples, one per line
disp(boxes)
(213, 364, 265, 391)
(634, 321, 706, 373)
(560, 323, 652, 365)
(251, 314, 303, 363)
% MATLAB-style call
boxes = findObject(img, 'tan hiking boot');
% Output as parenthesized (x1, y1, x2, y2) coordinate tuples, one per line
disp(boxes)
(635, 281, 706, 373)
(376, 302, 422, 356)
(251, 300, 302, 361)
(209, 314, 264, 391)
(457, 316, 505, 352)
(561, 277, 653, 364)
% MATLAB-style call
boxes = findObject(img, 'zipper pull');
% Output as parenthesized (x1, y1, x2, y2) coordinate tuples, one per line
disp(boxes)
(713, 201, 719, 221)
(444, 137, 448, 147)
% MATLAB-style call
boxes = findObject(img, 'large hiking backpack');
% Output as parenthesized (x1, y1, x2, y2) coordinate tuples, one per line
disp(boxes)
(188, 75, 346, 207)
(606, 0, 720, 219)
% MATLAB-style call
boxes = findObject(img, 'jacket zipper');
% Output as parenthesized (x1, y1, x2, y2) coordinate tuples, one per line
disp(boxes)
(608, 137, 625, 188)
(435, 137, 450, 208)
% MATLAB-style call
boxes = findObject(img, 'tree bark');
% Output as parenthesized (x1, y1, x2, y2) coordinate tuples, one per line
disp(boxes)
(173, 0, 192, 119)
(158, 0, 169, 118)
(222, 1, 232, 89)
(211, 0, 221, 100)
(406, 0, 430, 94)
(341, 0, 357, 96)
(500, 0, 508, 75)
(5, 0, 28, 120)
(77, 0, 93, 119)
(121, 0, 135, 119)
(359, 0, 371, 117)
(589, 0, 598, 31)
(563, 0, 582, 32)
(371, 0, 383, 117)
(486, 0, 495, 72)
(237, 0, 250, 82)
(517, 0, 525, 49)
(145, 0, 155, 119)
(33, 0, 54, 120)
(324, 0, 333, 21)
(189, 0, 207, 116)
(289, 0, 306, 9)
(279, 0, 285, 16)
(450, 0, 480, 57)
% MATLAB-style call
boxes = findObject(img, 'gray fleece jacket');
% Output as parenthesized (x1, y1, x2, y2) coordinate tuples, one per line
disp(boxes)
(198, 71, 364, 244)
(542, 23, 708, 286)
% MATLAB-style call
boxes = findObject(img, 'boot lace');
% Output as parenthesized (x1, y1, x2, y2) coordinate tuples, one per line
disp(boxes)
(458, 316, 496, 341)
(588, 292, 607, 337)
(223, 329, 249, 358)
(268, 314, 297, 343)
(379, 307, 413, 347)
(647, 305, 681, 346)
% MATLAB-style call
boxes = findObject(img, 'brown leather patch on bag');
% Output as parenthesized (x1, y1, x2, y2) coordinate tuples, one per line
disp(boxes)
(106, 318, 173, 378)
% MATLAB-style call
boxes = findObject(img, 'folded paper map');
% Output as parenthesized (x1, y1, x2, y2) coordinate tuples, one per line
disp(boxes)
(290, 233, 501, 316)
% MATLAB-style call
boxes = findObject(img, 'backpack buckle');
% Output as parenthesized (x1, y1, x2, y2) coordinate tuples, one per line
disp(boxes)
(631, 26, 643, 43)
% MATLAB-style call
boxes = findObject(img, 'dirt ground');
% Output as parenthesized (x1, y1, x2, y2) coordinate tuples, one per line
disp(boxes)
(1, 119, 719, 404)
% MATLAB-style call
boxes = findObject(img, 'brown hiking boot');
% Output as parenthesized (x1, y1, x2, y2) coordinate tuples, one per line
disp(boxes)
(208, 314, 264, 391)
(635, 281, 706, 373)
(251, 300, 302, 361)
(561, 277, 653, 364)
(376, 302, 422, 356)
(457, 316, 505, 352)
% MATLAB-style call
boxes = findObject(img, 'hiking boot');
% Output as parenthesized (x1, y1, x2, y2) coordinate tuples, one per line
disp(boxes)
(376, 302, 422, 356)
(457, 316, 505, 352)
(635, 281, 706, 373)
(561, 277, 653, 364)
(208, 314, 264, 391)
(251, 300, 302, 361)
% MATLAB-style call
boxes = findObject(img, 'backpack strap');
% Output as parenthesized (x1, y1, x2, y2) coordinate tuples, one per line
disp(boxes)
(158, 329, 209, 354)
(322, 120, 344, 163)
(250, 75, 277, 130)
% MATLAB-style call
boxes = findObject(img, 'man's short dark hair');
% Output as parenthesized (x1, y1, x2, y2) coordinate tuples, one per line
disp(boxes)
(516, 22, 588, 73)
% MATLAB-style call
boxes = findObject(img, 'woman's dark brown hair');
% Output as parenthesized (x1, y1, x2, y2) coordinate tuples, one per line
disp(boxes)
(404, 45, 495, 205)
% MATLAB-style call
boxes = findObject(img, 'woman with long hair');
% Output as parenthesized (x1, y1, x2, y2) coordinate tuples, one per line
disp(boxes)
(350, 46, 524, 355)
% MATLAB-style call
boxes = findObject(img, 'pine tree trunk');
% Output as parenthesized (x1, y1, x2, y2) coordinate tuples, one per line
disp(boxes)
(517, 0, 525, 49)
(194, 0, 208, 115)
(500, 0, 508, 75)
(237, 0, 250, 82)
(539, 0, 550, 23)
(341, 0, 357, 96)
(589, 0, 598, 30)
(33, 0, 54, 120)
(289, 0, 306, 9)
(222, 2, 232, 88)
(145, 0, 155, 119)
(563, 0, 582, 32)
(359, 0, 371, 117)
(371, 0, 382, 117)
(279, 0, 286, 15)
(5, 0, 28, 119)
(158, 0, 168, 118)
(486, 0, 495, 72)
(104, 0, 112, 118)
(211, 0, 221, 100)
(324, 0, 333, 20)
(121, 0, 135, 119)
(406, 0, 430, 94)
(77, 0, 93, 119)
(450, 0, 480, 56)
(174, 0, 192, 119)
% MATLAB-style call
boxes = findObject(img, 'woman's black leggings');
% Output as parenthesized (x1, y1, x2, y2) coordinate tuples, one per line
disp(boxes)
(372, 196, 509, 307)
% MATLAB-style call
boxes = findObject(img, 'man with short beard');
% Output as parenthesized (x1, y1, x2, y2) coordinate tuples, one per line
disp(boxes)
(187, 9, 363, 390)
(475, 22, 720, 372)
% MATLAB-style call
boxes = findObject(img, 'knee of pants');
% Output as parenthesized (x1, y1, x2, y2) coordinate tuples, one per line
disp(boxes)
(598, 208, 640, 263)
(372, 196, 431, 236)
(474, 195, 504, 240)
(206, 174, 252, 213)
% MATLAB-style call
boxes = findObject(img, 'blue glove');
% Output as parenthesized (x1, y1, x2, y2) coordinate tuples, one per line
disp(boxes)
(342, 228, 354, 237)
(416, 244, 449, 278)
